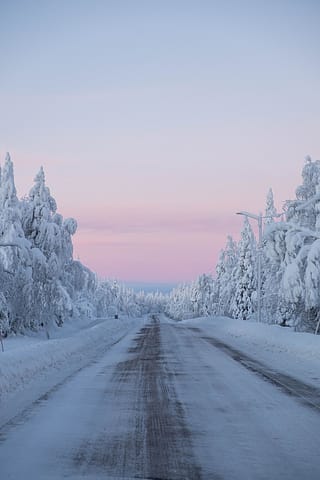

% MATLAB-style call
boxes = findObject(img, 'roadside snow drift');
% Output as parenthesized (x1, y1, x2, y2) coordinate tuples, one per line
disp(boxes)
(0, 316, 143, 402)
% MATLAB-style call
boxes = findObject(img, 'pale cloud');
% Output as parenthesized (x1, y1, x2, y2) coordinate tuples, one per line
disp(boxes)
(76, 210, 237, 235)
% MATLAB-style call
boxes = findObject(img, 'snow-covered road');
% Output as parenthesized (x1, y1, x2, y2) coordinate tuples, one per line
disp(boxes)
(1, 316, 320, 479)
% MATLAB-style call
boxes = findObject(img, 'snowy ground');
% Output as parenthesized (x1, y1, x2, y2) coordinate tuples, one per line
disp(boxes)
(4, 313, 319, 407)
(182, 315, 320, 390)
(0, 315, 146, 425)
(1, 314, 320, 479)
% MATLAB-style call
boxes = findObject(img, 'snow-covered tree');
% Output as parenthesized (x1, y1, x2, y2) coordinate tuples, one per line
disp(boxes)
(166, 282, 194, 320)
(166, 274, 214, 320)
(261, 189, 281, 323)
(0, 154, 160, 335)
(232, 217, 257, 320)
(264, 157, 320, 330)
(264, 188, 277, 226)
(0, 154, 33, 331)
(285, 156, 320, 229)
(213, 235, 238, 316)
(190, 274, 214, 317)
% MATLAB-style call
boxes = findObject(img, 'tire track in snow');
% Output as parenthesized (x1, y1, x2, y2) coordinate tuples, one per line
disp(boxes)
(187, 327, 320, 412)
(0, 330, 129, 441)
(75, 317, 202, 479)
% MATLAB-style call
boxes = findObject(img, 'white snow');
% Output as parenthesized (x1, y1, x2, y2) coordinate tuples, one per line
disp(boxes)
(182, 315, 320, 389)
(0, 315, 145, 422)
(3, 314, 320, 413)
(1, 315, 320, 479)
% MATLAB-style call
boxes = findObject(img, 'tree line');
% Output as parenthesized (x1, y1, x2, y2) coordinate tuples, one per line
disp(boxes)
(0, 154, 163, 335)
(166, 157, 320, 332)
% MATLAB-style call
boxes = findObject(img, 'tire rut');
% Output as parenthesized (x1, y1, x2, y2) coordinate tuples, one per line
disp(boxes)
(75, 317, 202, 479)
(0, 331, 129, 442)
(190, 328, 320, 412)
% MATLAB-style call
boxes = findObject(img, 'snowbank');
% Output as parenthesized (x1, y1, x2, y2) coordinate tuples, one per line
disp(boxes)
(0, 316, 143, 402)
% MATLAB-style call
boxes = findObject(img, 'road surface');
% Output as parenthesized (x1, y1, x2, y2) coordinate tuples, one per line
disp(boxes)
(1, 316, 320, 479)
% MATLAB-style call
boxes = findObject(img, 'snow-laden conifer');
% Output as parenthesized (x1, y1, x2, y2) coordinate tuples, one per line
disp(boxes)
(0, 154, 156, 335)
(264, 188, 277, 226)
(232, 217, 257, 320)
(214, 235, 238, 316)
(264, 157, 320, 330)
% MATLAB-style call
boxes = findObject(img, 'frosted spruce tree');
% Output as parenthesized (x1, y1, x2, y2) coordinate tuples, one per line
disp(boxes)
(285, 156, 320, 229)
(190, 274, 214, 317)
(264, 188, 277, 226)
(21, 167, 66, 327)
(232, 217, 257, 320)
(265, 157, 320, 330)
(213, 235, 238, 316)
(0, 154, 160, 334)
(0, 154, 32, 332)
(166, 275, 215, 321)
(166, 283, 192, 320)
(262, 188, 281, 323)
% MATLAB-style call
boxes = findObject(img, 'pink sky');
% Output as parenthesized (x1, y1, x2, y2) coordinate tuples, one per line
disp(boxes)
(1, 2, 319, 282)
(7, 150, 309, 283)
